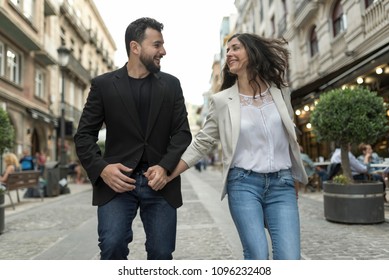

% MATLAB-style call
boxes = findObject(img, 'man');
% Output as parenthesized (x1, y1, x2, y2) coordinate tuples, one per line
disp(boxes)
(330, 145, 369, 180)
(19, 149, 35, 171)
(74, 17, 192, 260)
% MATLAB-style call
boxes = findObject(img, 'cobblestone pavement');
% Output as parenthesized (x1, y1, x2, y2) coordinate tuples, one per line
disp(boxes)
(299, 192, 389, 260)
(0, 168, 241, 260)
(0, 167, 388, 260)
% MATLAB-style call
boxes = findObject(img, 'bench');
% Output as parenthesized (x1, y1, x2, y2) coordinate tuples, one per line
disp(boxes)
(5, 171, 42, 210)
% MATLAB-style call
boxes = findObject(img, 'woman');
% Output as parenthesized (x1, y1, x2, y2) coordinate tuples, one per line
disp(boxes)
(0, 153, 20, 184)
(147, 33, 308, 259)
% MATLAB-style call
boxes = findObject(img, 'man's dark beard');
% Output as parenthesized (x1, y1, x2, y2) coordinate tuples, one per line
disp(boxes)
(140, 54, 160, 73)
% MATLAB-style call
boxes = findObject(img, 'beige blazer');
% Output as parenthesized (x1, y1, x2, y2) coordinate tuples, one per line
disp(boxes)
(182, 82, 308, 200)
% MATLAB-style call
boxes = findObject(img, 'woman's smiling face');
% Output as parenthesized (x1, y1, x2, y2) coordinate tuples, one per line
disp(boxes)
(226, 37, 248, 76)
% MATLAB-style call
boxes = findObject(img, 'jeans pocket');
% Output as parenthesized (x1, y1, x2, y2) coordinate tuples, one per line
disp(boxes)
(279, 172, 295, 188)
(227, 168, 247, 183)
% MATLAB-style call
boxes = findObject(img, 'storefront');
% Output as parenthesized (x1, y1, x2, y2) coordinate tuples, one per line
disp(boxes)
(291, 43, 389, 160)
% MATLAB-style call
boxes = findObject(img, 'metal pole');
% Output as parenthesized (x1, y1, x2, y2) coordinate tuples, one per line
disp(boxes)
(59, 68, 70, 193)
(60, 69, 66, 168)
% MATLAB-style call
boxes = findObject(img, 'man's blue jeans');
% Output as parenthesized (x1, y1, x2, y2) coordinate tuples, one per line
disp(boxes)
(227, 167, 300, 260)
(97, 172, 177, 260)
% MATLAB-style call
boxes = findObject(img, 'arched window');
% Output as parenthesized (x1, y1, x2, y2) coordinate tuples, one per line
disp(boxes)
(332, 0, 346, 37)
(365, 0, 375, 8)
(310, 25, 319, 57)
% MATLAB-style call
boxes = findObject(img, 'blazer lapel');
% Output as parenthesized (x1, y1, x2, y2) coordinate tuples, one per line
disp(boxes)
(227, 83, 241, 154)
(113, 65, 143, 135)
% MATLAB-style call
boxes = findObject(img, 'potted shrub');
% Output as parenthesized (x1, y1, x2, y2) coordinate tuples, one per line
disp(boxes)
(0, 108, 14, 156)
(0, 107, 15, 234)
(310, 87, 388, 224)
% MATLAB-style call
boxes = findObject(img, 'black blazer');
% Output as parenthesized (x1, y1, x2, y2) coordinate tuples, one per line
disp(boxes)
(74, 64, 192, 208)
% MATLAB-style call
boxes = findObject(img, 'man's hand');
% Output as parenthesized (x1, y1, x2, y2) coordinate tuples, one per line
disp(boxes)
(100, 163, 136, 193)
(144, 165, 168, 191)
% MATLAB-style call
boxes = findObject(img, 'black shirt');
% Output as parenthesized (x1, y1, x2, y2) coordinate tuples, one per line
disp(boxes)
(128, 74, 152, 163)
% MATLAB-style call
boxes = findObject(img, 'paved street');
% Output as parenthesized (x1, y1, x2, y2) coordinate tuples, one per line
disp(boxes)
(0, 167, 388, 260)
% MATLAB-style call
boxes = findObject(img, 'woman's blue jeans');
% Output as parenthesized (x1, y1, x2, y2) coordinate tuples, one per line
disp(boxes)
(227, 167, 300, 260)
(97, 172, 177, 260)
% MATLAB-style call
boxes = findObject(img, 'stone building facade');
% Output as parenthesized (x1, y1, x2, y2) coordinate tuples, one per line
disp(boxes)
(0, 0, 115, 166)
(218, 0, 389, 159)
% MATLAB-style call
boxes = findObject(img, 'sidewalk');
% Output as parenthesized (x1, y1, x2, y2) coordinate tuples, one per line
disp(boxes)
(5, 172, 387, 220)
(3, 181, 91, 216)
(1, 168, 389, 260)
(0, 169, 242, 260)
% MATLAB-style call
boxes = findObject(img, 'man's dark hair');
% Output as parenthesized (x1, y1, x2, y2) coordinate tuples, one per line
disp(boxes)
(125, 17, 164, 56)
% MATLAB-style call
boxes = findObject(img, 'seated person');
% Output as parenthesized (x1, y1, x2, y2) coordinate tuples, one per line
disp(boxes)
(299, 145, 328, 190)
(358, 143, 387, 202)
(69, 160, 86, 184)
(331, 145, 382, 182)
(0, 153, 21, 185)
(357, 143, 382, 171)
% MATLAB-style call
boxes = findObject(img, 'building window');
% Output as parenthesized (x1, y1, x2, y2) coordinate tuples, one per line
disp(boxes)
(365, 0, 375, 8)
(35, 68, 44, 99)
(9, 0, 35, 22)
(60, 27, 66, 46)
(310, 26, 319, 57)
(6, 48, 21, 84)
(70, 38, 75, 54)
(332, 0, 346, 37)
(23, 0, 34, 21)
(76, 87, 83, 110)
(0, 42, 4, 76)
(10, 0, 20, 7)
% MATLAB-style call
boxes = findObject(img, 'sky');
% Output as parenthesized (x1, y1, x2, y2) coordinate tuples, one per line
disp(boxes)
(93, 0, 236, 105)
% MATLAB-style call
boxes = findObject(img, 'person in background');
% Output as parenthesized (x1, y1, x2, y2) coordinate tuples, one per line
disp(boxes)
(72, 159, 86, 184)
(330, 144, 382, 182)
(0, 153, 20, 184)
(19, 149, 35, 171)
(358, 143, 387, 202)
(36, 151, 47, 176)
(299, 145, 328, 191)
(357, 143, 381, 170)
(74, 17, 191, 260)
(148, 33, 308, 260)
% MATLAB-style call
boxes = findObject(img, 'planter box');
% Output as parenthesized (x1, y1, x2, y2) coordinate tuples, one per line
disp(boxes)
(323, 181, 385, 224)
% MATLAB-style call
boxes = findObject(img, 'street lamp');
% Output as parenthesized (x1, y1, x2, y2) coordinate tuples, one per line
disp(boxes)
(57, 46, 71, 194)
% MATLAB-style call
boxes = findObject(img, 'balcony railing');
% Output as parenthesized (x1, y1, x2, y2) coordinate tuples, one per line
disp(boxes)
(362, 0, 387, 35)
(60, 0, 89, 43)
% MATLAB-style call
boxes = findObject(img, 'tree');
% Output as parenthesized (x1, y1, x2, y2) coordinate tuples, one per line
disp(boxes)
(310, 87, 388, 181)
(0, 107, 15, 155)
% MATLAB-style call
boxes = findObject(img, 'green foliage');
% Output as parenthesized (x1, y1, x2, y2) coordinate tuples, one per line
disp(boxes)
(0, 184, 6, 194)
(0, 108, 15, 154)
(310, 87, 388, 146)
(310, 87, 388, 182)
(332, 174, 350, 185)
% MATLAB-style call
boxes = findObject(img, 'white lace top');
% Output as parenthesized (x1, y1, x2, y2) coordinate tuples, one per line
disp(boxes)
(231, 89, 292, 173)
